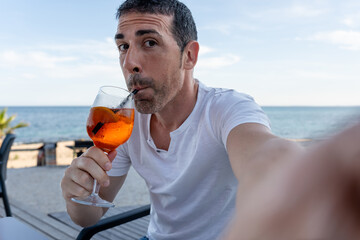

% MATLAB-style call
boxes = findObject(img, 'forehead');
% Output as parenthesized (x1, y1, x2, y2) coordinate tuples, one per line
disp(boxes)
(117, 12, 173, 35)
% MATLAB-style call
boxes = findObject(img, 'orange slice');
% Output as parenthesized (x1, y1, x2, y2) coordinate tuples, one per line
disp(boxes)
(90, 106, 118, 124)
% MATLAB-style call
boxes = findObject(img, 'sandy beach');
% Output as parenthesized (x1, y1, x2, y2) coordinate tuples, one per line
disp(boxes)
(6, 141, 149, 215)
(9, 141, 74, 168)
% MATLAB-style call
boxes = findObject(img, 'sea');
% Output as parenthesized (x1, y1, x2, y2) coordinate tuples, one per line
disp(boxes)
(3, 106, 360, 144)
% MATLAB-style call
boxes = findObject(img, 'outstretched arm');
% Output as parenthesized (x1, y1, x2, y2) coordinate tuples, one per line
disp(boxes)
(223, 122, 360, 239)
(226, 123, 303, 183)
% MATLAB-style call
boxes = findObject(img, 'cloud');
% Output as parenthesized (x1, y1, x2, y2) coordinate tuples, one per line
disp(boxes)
(0, 50, 77, 68)
(202, 24, 231, 35)
(249, 4, 327, 20)
(308, 30, 360, 50)
(287, 5, 327, 18)
(341, 12, 360, 27)
(40, 38, 118, 59)
(199, 46, 215, 55)
(0, 38, 119, 69)
(197, 54, 241, 69)
(202, 21, 260, 35)
(21, 73, 37, 80)
(188, 44, 241, 69)
(0, 38, 123, 90)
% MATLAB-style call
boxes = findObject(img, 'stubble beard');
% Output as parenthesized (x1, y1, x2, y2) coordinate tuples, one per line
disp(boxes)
(135, 84, 169, 114)
(128, 74, 181, 115)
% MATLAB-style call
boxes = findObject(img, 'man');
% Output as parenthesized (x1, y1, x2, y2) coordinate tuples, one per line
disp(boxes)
(61, 0, 359, 239)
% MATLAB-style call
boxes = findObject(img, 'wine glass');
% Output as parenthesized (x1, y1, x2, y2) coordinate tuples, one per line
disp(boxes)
(71, 86, 135, 208)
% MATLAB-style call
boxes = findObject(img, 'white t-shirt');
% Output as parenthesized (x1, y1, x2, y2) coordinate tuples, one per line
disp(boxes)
(108, 81, 270, 240)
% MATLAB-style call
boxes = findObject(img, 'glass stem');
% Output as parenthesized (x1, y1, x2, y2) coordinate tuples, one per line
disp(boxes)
(92, 150, 106, 196)
(93, 179, 101, 196)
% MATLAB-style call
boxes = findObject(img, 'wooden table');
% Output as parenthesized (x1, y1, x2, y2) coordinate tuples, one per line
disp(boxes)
(0, 217, 49, 240)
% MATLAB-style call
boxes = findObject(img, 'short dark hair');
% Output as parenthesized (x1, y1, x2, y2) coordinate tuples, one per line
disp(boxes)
(116, 0, 198, 53)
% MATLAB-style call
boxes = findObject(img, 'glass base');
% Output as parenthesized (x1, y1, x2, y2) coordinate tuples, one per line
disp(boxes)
(71, 194, 115, 208)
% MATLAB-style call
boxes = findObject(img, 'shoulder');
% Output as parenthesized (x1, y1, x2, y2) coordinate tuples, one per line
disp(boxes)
(196, 81, 270, 144)
(198, 81, 261, 114)
(199, 81, 255, 103)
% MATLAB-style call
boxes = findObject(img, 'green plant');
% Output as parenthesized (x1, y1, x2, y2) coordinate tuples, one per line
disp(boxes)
(0, 108, 29, 139)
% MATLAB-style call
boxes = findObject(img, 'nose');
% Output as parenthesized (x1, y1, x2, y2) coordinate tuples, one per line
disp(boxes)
(122, 46, 142, 74)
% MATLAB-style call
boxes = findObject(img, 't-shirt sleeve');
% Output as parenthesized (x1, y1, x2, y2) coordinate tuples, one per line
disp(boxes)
(107, 143, 131, 177)
(210, 90, 271, 148)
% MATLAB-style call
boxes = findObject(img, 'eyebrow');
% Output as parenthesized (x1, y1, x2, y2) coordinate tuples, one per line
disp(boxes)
(136, 29, 160, 36)
(114, 33, 124, 40)
(114, 29, 161, 40)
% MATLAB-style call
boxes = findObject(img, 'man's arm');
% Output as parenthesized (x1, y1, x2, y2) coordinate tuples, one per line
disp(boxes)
(224, 123, 303, 238)
(224, 122, 360, 239)
(61, 147, 127, 227)
(226, 123, 303, 182)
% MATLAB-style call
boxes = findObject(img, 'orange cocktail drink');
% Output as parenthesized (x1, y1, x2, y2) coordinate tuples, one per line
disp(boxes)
(71, 86, 136, 208)
(86, 106, 135, 152)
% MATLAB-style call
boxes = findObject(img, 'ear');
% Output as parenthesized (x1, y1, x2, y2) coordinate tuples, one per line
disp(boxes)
(182, 41, 199, 70)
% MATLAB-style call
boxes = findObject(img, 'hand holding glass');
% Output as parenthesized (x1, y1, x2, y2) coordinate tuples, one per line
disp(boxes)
(71, 86, 135, 208)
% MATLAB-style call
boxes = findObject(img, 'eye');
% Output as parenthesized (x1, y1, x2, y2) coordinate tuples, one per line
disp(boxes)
(144, 40, 157, 48)
(118, 43, 129, 52)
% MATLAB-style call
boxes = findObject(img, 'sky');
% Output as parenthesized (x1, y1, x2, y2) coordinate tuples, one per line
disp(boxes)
(0, 0, 359, 106)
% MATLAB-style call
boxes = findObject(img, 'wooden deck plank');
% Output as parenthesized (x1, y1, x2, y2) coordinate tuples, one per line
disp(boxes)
(49, 205, 149, 239)
(14, 200, 79, 239)
(47, 212, 106, 240)
(124, 217, 150, 233)
(102, 206, 149, 236)
(13, 209, 72, 239)
(99, 205, 149, 239)
(1, 199, 149, 239)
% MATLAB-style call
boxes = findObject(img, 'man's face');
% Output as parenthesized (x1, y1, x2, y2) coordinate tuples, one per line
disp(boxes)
(115, 12, 184, 114)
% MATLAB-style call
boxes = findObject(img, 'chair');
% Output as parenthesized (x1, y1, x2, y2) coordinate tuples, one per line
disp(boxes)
(0, 134, 16, 217)
(76, 204, 151, 240)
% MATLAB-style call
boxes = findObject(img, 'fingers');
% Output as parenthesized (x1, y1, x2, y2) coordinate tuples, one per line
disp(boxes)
(61, 167, 93, 200)
(83, 146, 114, 171)
(107, 150, 117, 162)
(76, 147, 114, 186)
(61, 146, 117, 201)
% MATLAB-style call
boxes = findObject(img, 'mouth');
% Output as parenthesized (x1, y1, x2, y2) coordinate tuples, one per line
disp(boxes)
(131, 86, 151, 101)
(131, 85, 149, 93)
(128, 74, 153, 93)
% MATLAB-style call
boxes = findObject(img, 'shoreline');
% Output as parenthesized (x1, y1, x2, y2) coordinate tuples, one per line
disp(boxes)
(8, 138, 314, 169)
(9, 140, 74, 169)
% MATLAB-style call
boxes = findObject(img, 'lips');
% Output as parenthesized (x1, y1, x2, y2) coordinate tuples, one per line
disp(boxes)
(128, 74, 153, 92)
(131, 85, 150, 93)
(132, 86, 151, 100)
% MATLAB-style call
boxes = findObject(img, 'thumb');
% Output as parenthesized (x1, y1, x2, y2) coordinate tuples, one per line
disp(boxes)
(107, 150, 117, 162)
